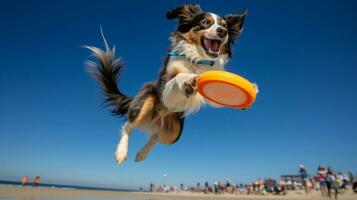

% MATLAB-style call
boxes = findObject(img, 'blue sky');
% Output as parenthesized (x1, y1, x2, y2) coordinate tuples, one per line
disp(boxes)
(0, 0, 357, 189)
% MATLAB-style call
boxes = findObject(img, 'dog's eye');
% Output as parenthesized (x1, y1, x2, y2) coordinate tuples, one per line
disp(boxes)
(201, 19, 208, 26)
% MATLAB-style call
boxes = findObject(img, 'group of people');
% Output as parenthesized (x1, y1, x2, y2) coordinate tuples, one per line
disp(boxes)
(148, 165, 356, 198)
(21, 176, 40, 186)
(208, 180, 285, 195)
(299, 164, 356, 198)
(149, 179, 286, 196)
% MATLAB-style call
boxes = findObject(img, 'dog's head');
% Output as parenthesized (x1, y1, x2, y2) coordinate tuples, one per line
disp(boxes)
(167, 4, 247, 63)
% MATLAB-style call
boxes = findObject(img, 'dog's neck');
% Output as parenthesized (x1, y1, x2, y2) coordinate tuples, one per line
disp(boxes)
(167, 54, 225, 75)
(169, 36, 229, 70)
(168, 50, 216, 66)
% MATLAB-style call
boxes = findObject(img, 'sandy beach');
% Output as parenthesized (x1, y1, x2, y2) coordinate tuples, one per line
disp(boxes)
(0, 185, 356, 200)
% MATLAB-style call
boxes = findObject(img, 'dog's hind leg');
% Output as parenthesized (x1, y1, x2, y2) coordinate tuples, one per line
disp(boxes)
(135, 134, 158, 162)
(115, 122, 133, 164)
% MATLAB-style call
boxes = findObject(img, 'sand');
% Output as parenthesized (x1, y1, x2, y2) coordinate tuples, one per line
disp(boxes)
(0, 185, 356, 200)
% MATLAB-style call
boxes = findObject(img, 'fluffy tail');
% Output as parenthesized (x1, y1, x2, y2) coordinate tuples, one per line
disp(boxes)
(85, 33, 132, 117)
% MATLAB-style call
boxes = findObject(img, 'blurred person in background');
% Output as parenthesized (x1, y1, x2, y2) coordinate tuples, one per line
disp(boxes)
(33, 176, 40, 187)
(317, 165, 328, 197)
(21, 176, 29, 186)
(326, 167, 338, 199)
(299, 164, 311, 195)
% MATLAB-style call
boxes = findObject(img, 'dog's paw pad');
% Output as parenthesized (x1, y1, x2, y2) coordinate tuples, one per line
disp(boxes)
(183, 76, 198, 97)
(189, 76, 197, 87)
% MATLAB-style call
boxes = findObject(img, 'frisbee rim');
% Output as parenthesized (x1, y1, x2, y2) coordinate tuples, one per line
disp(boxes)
(197, 71, 256, 109)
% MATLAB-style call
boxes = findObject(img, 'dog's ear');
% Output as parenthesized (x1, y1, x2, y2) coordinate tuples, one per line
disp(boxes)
(224, 9, 248, 41)
(166, 4, 202, 24)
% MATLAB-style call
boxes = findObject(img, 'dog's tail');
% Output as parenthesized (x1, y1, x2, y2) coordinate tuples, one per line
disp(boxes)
(85, 32, 132, 117)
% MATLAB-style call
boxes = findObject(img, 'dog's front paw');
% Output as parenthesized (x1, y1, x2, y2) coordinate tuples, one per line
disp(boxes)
(183, 75, 198, 97)
(115, 142, 128, 164)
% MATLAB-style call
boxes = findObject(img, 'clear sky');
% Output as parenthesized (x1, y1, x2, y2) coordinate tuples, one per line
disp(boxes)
(0, 0, 357, 190)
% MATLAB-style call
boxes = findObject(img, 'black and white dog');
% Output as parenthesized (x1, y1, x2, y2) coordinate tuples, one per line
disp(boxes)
(86, 4, 248, 164)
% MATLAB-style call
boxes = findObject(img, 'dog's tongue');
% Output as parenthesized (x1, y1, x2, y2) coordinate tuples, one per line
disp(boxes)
(204, 39, 219, 52)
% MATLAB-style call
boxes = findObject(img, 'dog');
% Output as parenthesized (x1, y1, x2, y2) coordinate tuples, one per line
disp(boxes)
(86, 4, 247, 164)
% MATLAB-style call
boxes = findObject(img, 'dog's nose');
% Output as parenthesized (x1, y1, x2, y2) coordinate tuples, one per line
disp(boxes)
(216, 27, 227, 38)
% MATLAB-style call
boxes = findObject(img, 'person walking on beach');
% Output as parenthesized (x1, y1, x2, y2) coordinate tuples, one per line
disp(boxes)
(326, 167, 338, 199)
(317, 165, 328, 197)
(33, 176, 40, 186)
(233, 183, 238, 195)
(348, 171, 357, 193)
(204, 181, 209, 193)
(225, 178, 231, 193)
(217, 181, 222, 194)
(348, 171, 355, 186)
(149, 183, 155, 192)
(21, 176, 29, 186)
(299, 164, 310, 195)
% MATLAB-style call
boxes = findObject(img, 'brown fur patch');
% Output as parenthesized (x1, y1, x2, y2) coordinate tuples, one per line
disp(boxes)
(182, 29, 206, 45)
(219, 18, 227, 28)
(206, 15, 214, 25)
(157, 112, 182, 144)
(132, 95, 156, 125)
(168, 65, 189, 76)
(219, 42, 226, 54)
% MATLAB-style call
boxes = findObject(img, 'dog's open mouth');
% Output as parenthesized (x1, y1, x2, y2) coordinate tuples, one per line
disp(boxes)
(201, 37, 222, 57)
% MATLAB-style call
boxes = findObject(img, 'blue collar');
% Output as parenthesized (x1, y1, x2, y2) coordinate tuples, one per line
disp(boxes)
(168, 50, 215, 66)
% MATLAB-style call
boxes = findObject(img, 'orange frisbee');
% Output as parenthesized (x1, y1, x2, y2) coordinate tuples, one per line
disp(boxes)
(197, 71, 257, 109)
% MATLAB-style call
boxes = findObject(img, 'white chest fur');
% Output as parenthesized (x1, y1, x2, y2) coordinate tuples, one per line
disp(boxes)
(166, 56, 225, 75)
(161, 57, 226, 115)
